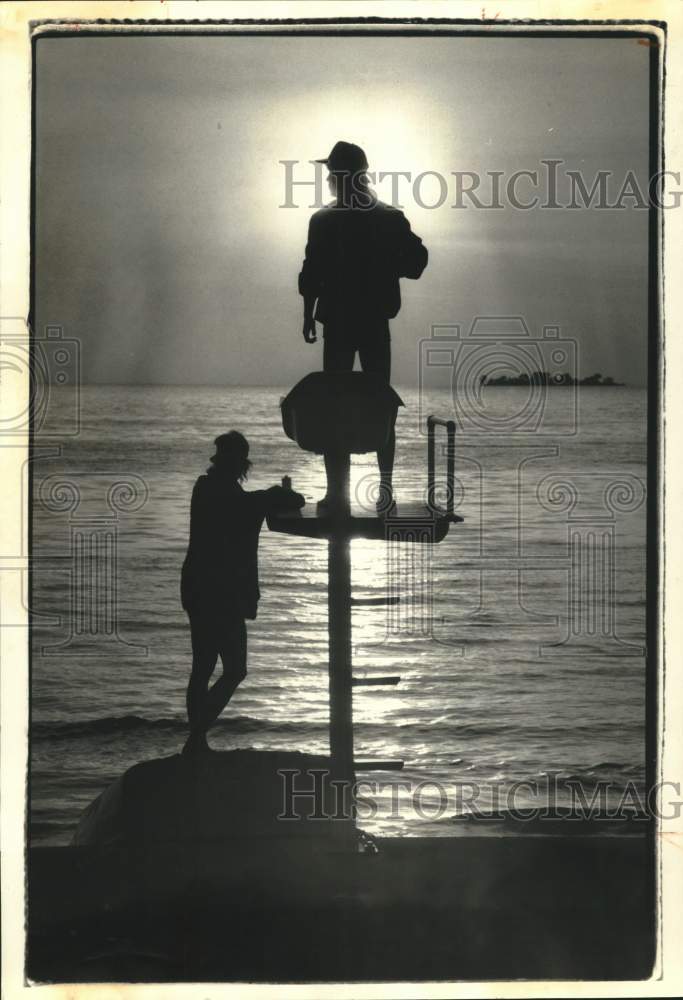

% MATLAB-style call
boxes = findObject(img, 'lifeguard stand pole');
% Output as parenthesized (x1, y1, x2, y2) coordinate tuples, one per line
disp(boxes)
(271, 372, 463, 828)
(326, 451, 354, 792)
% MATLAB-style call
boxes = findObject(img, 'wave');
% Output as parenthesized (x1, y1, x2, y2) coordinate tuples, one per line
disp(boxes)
(32, 714, 645, 743)
(32, 714, 329, 740)
(533, 764, 645, 789)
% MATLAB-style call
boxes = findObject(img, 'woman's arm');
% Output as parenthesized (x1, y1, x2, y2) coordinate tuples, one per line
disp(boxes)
(263, 485, 306, 513)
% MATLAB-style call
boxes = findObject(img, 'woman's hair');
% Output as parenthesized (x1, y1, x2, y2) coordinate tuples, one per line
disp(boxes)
(209, 430, 252, 481)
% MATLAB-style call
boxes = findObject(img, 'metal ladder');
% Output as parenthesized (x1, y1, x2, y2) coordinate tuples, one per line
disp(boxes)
(344, 415, 458, 776)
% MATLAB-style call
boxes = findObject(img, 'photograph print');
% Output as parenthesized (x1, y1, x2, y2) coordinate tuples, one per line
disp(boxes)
(11, 10, 668, 988)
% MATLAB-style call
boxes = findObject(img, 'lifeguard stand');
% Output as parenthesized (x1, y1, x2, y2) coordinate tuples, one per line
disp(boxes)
(268, 372, 463, 816)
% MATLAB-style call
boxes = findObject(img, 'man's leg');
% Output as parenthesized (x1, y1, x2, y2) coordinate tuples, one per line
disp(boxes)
(377, 427, 396, 506)
(358, 321, 395, 511)
(323, 331, 356, 374)
(202, 618, 247, 729)
(321, 331, 356, 503)
(184, 611, 220, 753)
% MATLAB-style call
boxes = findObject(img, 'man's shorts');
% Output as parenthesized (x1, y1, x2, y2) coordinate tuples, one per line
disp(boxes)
(322, 317, 391, 382)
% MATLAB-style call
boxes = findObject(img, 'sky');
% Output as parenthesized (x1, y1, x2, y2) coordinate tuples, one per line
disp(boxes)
(35, 33, 651, 386)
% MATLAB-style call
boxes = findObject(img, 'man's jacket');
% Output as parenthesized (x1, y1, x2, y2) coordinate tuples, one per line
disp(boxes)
(298, 199, 428, 323)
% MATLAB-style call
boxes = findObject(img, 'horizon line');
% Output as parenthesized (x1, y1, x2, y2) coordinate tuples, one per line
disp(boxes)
(70, 380, 645, 388)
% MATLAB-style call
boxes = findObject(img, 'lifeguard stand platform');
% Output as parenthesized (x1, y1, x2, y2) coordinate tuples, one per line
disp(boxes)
(268, 372, 463, 811)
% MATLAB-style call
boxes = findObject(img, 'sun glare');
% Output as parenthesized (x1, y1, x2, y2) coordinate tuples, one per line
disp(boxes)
(259, 85, 448, 245)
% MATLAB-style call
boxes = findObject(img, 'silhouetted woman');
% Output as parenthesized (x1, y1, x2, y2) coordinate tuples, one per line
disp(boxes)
(181, 431, 305, 754)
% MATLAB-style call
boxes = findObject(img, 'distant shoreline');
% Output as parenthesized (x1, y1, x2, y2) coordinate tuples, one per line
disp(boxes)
(480, 373, 625, 387)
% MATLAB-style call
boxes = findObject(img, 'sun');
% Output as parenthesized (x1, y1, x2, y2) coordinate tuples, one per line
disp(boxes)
(254, 83, 447, 248)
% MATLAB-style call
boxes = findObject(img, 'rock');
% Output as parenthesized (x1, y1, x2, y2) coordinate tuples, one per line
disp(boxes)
(73, 749, 354, 846)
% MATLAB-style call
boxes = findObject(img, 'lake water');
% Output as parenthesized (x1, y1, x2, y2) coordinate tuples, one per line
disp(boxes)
(30, 385, 647, 843)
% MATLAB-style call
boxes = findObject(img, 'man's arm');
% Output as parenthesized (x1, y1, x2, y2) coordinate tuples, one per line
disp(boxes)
(301, 292, 317, 344)
(394, 213, 428, 279)
(298, 216, 321, 343)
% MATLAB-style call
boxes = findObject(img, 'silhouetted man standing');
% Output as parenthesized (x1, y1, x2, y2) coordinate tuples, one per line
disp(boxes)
(299, 140, 428, 513)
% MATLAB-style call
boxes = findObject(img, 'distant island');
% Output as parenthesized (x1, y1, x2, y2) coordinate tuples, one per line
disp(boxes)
(480, 372, 624, 387)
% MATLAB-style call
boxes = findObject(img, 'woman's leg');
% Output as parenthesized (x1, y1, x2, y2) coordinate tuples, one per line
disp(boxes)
(202, 618, 247, 729)
(184, 611, 219, 753)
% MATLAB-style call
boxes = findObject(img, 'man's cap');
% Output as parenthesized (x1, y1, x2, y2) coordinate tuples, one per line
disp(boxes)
(316, 140, 368, 173)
